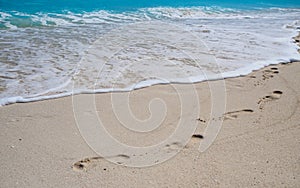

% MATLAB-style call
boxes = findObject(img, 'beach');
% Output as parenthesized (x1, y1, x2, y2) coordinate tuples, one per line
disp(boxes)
(1, 60, 299, 187)
(1, 2, 300, 187)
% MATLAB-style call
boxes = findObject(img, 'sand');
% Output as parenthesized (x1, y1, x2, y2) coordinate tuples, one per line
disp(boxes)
(1, 61, 300, 187)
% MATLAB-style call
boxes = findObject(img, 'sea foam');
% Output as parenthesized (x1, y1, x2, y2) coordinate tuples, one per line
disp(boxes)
(0, 7, 299, 106)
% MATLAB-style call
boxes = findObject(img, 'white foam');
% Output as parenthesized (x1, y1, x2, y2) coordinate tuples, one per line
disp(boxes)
(0, 7, 300, 106)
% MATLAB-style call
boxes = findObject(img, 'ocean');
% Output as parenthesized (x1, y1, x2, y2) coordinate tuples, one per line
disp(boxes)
(0, 0, 300, 105)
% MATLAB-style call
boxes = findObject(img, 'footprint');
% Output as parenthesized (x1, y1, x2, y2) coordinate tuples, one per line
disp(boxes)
(224, 109, 254, 120)
(253, 66, 279, 86)
(265, 90, 283, 100)
(72, 157, 103, 172)
(111, 154, 130, 165)
(72, 154, 130, 171)
(164, 142, 184, 152)
(196, 118, 206, 123)
(258, 90, 283, 110)
(185, 134, 204, 148)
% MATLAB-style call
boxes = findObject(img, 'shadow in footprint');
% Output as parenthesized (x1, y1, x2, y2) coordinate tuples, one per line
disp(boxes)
(164, 142, 184, 152)
(186, 134, 204, 148)
(270, 67, 279, 74)
(273, 90, 283, 94)
(224, 109, 254, 120)
(265, 90, 283, 100)
(262, 67, 279, 81)
(196, 118, 206, 123)
(259, 90, 283, 110)
(112, 154, 130, 165)
(192, 134, 204, 139)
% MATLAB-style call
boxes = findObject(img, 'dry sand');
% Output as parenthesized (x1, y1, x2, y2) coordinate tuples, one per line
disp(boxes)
(1, 61, 300, 187)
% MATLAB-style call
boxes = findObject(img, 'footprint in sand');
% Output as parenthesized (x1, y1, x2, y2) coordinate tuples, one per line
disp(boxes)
(253, 66, 279, 86)
(72, 156, 103, 172)
(223, 109, 254, 120)
(184, 134, 204, 148)
(258, 90, 283, 110)
(262, 67, 279, 80)
(164, 142, 184, 152)
(270, 67, 280, 74)
(196, 118, 206, 123)
(113, 154, 130, 165)
(72, 154, 130, 171)
(165, 135, 204, 150)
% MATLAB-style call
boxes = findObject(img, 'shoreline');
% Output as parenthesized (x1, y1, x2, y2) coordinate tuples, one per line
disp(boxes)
(1, 61, 300, 187)
(0, 18, 300, 106)
(1, 59, 299, 107)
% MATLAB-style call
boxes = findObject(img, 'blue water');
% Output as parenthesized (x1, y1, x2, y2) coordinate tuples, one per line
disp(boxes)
(0, 0, 300, 105)
(1, 0, 300, 28)
(1, 0, 300, 13)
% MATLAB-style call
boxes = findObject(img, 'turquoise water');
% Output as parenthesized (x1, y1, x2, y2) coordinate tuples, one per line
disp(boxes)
(1, 0, 300, 13)
(1, 0, 300, 28)
(0, 1, 300, 105)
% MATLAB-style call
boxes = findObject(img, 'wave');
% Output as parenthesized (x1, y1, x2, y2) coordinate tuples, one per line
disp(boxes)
(0, 7, 299, 106)
(2, 6, 297, 29)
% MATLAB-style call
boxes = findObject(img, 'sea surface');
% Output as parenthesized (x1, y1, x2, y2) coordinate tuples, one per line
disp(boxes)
(0, 0, 300, 105)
